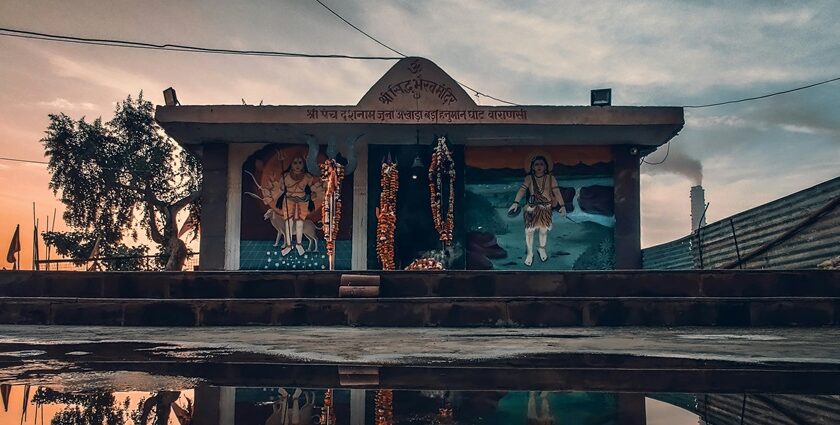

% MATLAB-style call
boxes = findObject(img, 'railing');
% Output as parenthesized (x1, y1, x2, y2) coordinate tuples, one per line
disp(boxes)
(35, 253, 200, 271)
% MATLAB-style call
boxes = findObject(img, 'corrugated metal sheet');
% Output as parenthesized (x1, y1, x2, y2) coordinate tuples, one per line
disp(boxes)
(643, 176, 840, 270)
(642, 235, 694, 269)
(695, 394, 840, 425)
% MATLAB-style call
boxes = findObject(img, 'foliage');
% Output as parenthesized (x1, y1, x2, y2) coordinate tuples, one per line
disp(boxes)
(41, 92, 201, 270)
(32, 387, 128, 425)
(41, 231, 153, 271)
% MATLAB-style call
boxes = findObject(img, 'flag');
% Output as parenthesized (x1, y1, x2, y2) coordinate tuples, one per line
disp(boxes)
(178, 215, 200, 238)
(6, 224, 20, 266)
(0, 384, 10, 412)
(32, 223, 39, 271)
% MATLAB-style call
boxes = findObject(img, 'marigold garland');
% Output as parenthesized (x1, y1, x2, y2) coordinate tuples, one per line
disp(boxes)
(320, 159, 344, 270)
(429, 136, 455, 244)
(376, 159, 398, 270)
(375, 389, 394, 425)
(405, 258, 444, 271)
(319, 389, 335, 425)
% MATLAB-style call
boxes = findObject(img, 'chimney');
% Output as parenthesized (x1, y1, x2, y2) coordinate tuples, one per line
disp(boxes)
(690, 185, 707, 231)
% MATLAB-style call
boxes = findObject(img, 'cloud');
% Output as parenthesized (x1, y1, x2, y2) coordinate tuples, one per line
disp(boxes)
(45, 53, 163, 97)
(642, 142, 704, 185)
(685, 113, 755, 129)
(36, 98, 97, 111)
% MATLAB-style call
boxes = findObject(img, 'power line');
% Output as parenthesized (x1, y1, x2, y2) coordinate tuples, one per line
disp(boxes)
(641, 141, 670, 165)
(309, 0, 520, 106)
(0, 27, 402, 60)
(312, 0, 405, 57)
(0, 156, 48, 165)
(684, 76, 840, 108)
(0, 156, 160, 173)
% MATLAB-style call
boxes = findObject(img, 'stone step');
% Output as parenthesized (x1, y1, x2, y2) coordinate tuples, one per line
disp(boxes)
(1, 296, 838, 327)
(1, 270, 839, 299)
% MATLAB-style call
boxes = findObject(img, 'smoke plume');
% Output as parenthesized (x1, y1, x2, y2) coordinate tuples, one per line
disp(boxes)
(642, 143, 703, 185)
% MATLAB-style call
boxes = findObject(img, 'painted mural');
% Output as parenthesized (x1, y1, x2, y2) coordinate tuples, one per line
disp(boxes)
(240, 142, 354, 270)
(465, 146, 615, 270)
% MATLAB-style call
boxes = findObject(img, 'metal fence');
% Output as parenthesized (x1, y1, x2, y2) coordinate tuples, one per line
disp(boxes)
(641, 235, 694, 270)
(36, 253, 200, 271)
(643, 176, 840, 270)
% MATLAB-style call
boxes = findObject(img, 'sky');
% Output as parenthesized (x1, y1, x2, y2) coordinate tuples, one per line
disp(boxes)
(1, 0, 839, 268)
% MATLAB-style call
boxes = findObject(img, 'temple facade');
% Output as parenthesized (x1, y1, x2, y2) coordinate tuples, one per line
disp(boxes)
(155, 57, 684, 271)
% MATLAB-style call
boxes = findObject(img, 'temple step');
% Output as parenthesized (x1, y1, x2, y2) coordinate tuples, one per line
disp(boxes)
(1, 270, 839, 299)
(1, 296, 838, 327)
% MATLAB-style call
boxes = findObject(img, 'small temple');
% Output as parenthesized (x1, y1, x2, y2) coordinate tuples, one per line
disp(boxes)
(155, 57, 684, 272)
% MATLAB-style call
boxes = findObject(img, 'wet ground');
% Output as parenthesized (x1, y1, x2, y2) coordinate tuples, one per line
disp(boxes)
(1, 326, 838, 366)
(1, 326, 840, 423)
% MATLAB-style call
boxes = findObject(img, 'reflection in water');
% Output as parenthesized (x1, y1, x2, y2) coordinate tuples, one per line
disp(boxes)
(0, 385, 193, 425)
(3, 384, 840, 425)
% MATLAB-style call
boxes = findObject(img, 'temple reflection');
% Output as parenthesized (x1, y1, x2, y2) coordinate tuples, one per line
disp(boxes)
(3, 383, 839, 425)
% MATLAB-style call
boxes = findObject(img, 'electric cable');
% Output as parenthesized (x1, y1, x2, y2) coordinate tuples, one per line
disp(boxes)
(641, 142, 670, 165)
(0, 27, 402, 60)
(309, 0, 520, 106)
(0, 156, 48, 165)
(312, 0, 405, 57)
(683, 76, 840, 108)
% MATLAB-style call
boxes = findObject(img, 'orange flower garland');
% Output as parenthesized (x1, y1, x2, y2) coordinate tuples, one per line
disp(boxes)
(320, 159, 344, 270)
(404, 258, 444, 271)
(319, 389, 335, 425)
(375, 389, 394, 425)
(429, 136, 455, 244)
(376, 159, 398, 270)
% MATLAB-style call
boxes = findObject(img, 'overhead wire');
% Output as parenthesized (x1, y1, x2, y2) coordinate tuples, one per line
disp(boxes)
(683, 76, 840, 108)
(312, 0, 405, 57)
(0, 27, 402, 60)
(646, 74, 840, 166)
(309, 0, 520, 106)
(0, 156, 48, 165)
(641, 142, 670, 166)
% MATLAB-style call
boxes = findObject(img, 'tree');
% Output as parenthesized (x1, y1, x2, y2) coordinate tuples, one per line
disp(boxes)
(41, 92, 201, 271)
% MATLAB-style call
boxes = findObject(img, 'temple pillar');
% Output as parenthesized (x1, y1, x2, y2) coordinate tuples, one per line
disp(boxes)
(199, 143, 229, 270)
(612, 145, 642, 269)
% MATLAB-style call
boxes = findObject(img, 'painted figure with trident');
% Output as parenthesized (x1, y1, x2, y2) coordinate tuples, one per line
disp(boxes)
(320, 158, 344, 270)
(275, 151, 318, 256)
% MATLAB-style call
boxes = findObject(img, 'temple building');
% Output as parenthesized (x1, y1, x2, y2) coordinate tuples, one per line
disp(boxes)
(155, 57, 684, 272)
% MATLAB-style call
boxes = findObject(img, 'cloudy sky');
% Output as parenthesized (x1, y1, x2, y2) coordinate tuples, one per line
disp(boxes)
(1, 0, 838, 267)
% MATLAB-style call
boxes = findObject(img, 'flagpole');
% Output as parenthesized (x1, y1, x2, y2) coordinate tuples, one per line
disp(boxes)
(32, 202, 37, 271)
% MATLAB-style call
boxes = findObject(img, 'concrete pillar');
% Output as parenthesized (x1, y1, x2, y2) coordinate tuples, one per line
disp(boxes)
(193, 386, 236, 425)
(351, 142, 369, 270)
(615, 393, 646, 425)
(199, 144, 229, 270)
(613, 145, 641, 269)
(350, 389, 366, 425)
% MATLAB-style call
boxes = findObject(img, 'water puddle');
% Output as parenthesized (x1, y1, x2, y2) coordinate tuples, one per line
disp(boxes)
(2, 382, 837, 424)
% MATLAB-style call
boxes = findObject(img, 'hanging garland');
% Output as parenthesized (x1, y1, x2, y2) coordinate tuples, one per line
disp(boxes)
(319, 389, 335, 425)
(405, 258, 444, 271)
(375, 389, 394, 425)
(320, 159, 345, 271)
(429, 136, 455, 244)
(376, 158, 398, 270)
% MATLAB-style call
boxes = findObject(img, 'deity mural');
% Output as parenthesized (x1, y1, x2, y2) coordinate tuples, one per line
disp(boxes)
(508, 154, 568, 266)
(240, 141, 354, 270)
(465, 146, 616, 270)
